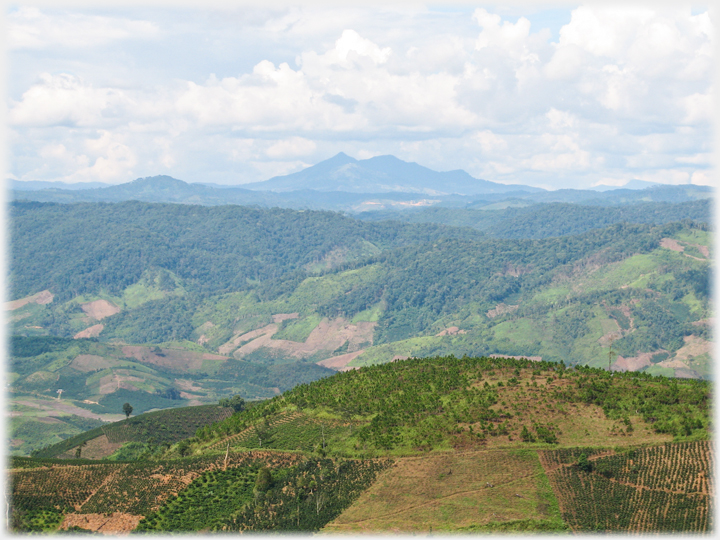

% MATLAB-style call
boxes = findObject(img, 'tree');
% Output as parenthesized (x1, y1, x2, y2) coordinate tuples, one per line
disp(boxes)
(520, 425, 535, 442)
(74, 441, 87, 459)
(254, 467, 272, 501)
(123, 402, 133, 420)
(177, 440, 191, 457)
(577, 453, 592, 473)
(219, 395, 245, 412)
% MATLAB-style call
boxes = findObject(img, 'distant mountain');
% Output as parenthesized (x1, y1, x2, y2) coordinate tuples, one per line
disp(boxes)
(592, 179, 664, 192)
(9, 179, 111, 191)
(241, 152, 544, 195)
(9, 169, 713, 212)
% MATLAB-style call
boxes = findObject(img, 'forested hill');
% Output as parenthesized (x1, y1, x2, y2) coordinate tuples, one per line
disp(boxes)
(9, 201, 483, 302)
(7, 200, 713, 457)
(10, 200, 711, 370)
(358, 199, 712, 239)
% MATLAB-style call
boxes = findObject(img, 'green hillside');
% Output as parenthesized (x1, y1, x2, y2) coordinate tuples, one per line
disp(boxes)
(7, 201, 712, 457)
(358, 199, 712, 239)
(7, 356, 713, 534)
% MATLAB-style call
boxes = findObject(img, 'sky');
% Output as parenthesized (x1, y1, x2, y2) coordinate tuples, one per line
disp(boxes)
(3, 1, 716, 190)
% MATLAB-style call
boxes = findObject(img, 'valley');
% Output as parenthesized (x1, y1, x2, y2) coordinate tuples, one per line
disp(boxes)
(5, 177, 713, 534)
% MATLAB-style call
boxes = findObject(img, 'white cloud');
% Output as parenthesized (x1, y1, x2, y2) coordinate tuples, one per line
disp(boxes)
(66, 131, 138, 183)
(675, 153, 713, 166)
(6, 6, 714, 189)
(683, 92, 714, 125)
(690, 171, 712, 186)
(335, 29, 391, 65)
(473, 130, 508, 154)
(9, 73, 132, 128)
(266, 137, 317, 159)
(7, 6, 159, 50)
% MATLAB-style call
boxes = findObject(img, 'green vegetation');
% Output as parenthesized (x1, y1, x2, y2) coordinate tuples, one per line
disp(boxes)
(8, 356, 713, 534)
(544, 441, 711, 532)
(6, 199, 713, 534)
(358, 199, 711, 239)
(32, 404, 233, 459)
(195, 356, 710, 456)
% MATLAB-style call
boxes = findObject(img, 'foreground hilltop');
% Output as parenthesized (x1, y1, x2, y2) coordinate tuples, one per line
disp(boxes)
(9, 355, 712, 534)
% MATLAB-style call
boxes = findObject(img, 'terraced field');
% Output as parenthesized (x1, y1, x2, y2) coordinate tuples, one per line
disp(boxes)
(539, 441, 713, 533)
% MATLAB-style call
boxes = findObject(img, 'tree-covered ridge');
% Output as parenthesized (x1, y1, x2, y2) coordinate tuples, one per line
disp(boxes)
(11, 201, 711, 353)
(7, 202, 712, 457)
(358, 199, 711, 239)
(193, 356, 710, 456)
(9, 200, 483, 302)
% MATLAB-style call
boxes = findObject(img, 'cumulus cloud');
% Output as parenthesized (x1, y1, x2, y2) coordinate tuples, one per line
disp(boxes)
(6, 6, 714, 188)
(9, 73, 132, 128)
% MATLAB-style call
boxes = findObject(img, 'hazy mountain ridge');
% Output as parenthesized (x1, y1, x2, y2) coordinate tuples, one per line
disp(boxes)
(11, 153, 711, 211)
(241, 152, 543, 195)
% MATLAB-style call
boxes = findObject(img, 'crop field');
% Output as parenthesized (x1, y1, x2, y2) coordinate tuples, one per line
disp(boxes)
(34, 404, 234, 459)
(101, 404, 233, 444)
(205, 410, 355, 455)
(9, 450, 305, 521)
(324, 449, 565, 532)
(540, 441, 713, 533)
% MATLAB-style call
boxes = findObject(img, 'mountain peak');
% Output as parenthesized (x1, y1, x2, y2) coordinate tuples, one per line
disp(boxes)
(131, 175, 188, 187)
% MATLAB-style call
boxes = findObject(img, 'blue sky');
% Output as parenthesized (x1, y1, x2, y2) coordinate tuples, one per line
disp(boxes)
(5, 2, 714, 190)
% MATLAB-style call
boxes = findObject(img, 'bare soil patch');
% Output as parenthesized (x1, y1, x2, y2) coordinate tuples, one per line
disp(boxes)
(324, 449, 545, 532)
(612, 351, 657, 372)
(435, 326, 467, 336)
(660, 238, 684, 252)
(696, 244, 710, 257)
(174, 378, 204, 392)
(486, 303, 519, 319)
(6, 290, 54, 310)
(57, 435, 123, 460)
(74, 324, 104, 339)
(81, 299, 121, 320)
(673, 335, 712, 363)
(272, 312, 299, 323)
(219, 323, 278, 355)
(122, 346, 227, 372)
(233, 317, 376, 361)
(71, 354, 113, 372)
(12, 397, 123, 421)
(316, 350, 366, 371)
(60, 512, 142, 535)
(97, 372, 145, 395)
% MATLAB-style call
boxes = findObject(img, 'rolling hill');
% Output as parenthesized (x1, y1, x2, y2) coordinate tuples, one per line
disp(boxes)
(7, 355, 712, 534)
(7, 199, 712, 457)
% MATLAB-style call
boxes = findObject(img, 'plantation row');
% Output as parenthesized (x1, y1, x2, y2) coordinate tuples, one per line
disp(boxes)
(103, 404, 233, 445)
(210, 412, 354, 454)
(543, 441, 712, 533)
(586, 441, 713, 495)
(31, 404, 235, 460)
(136, 457, 391, 532)
(10, 451, 304, 519)
(227, 458, 392, 531)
